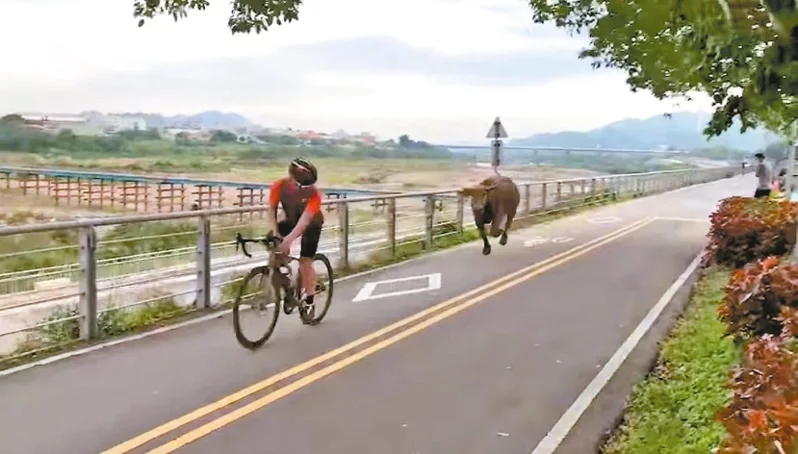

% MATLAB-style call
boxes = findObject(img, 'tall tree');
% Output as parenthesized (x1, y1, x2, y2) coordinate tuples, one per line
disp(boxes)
(133, 0, 302, 33)
(527, 0, 798, 139)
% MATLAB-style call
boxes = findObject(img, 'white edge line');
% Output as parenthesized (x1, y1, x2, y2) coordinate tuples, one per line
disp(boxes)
(654, 216, 710, 223)
(0, 178, 726, 377)
(529, 251, 703, 454)
(586, 216, 622, 224)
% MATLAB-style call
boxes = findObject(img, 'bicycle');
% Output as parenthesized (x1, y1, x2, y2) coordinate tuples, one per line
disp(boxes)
(232, 232, 334, 349)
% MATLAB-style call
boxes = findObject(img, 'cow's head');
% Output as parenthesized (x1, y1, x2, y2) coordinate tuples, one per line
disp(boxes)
(458, 183, 497, 212)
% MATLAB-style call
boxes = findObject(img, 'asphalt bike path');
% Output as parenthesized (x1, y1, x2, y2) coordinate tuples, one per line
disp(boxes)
(0, 175, 750, 454)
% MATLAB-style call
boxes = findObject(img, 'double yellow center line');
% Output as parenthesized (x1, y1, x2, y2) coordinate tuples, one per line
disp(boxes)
(104, 216, 655, 454)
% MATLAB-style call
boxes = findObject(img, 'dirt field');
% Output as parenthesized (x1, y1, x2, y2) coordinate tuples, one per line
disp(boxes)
(193, 159, 601, 191)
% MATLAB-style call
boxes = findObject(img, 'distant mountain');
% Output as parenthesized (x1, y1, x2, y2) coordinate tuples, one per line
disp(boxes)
(81, 110, 253, 130)
(510, 112, 776, 152)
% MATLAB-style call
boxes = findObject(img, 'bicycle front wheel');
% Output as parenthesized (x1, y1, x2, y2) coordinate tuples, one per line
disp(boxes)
(232, 266, 281, 349)
(298, 253, 335, 326)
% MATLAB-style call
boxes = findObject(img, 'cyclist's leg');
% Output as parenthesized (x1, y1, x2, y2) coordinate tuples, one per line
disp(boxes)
(298, 222, 322, 304)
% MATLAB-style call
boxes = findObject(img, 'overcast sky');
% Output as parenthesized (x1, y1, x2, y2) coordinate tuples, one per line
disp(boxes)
(1, 0, 711, 143)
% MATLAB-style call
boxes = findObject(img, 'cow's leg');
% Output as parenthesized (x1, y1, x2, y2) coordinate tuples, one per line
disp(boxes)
(489, 208, 505, 238)
(475, 217, 491, 255)
(499, 209, 515, 246)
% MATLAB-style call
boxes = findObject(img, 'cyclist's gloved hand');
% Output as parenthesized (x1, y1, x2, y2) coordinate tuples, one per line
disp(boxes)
(277, 236, 293, 256)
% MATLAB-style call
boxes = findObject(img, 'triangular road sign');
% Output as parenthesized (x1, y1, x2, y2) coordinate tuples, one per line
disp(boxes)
(485, 117, 508, 138)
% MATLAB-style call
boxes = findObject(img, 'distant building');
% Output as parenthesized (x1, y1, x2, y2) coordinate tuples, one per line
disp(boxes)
(100, 115, 147, 132)
(162, 128, 212, 143)
(297, 130, 322, 141)
(20, 114, 100, 135)
(332, 129, 349, 139)
(353, 132, 376, 145)
(267, 128, 300, 138)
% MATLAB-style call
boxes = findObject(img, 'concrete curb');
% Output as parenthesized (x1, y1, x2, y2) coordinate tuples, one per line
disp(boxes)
(547, 252, 708, 453)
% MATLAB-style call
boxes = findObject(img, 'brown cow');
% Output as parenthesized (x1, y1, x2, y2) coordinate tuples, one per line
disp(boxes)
(458, 175, 520, 255)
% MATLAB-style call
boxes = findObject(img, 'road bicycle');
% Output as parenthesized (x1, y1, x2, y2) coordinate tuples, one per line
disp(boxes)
(232, 232, 334, 349)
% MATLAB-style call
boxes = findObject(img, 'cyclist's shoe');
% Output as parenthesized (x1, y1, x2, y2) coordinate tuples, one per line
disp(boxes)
(283, 297, 296, 315)
(300, 294, 315, 324)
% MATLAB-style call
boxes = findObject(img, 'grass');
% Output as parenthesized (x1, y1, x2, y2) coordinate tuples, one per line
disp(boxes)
(601, 268, 740, 454)
(1, 294, 186, 370)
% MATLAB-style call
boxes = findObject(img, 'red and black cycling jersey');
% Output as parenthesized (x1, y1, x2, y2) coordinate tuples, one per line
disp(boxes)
(268, 178, 324, 225)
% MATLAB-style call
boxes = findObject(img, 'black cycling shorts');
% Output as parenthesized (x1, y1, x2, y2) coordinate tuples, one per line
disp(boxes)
(277, 220, 322, 258)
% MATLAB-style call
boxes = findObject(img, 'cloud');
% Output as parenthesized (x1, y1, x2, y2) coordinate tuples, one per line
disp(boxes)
(0, 0, 710, 142)
(282, 36, 593, 86)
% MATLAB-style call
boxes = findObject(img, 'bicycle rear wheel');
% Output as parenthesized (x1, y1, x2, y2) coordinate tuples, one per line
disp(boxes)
(297, 253, 335, 326)
(232, 266, 281, 349)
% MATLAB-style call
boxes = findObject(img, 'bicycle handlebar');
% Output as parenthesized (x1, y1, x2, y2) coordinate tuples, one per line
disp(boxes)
(234, 232, 282, 258)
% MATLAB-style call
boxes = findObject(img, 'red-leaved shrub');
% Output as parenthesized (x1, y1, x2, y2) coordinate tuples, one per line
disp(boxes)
(720, 257, 798, 338)
(704, 197, 798, 268)
(717, 332, 798, 454)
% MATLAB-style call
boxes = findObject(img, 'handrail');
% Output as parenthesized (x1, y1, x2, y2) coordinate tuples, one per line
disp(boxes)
(0, 167, 730, 236)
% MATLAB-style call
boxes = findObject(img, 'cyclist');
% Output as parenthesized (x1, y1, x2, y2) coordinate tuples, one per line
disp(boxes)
(267, 158, 324, 317)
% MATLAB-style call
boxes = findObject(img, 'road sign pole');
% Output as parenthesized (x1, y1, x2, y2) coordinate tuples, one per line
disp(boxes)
(486, 117, 508, 172)
(491, 139, 503, 168)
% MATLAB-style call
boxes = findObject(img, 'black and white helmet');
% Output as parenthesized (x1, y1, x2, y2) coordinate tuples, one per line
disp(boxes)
(289, 157, 318, 186)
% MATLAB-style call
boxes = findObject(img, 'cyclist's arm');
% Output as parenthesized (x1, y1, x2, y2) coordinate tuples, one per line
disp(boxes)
(267, 179, 283, 233)
(285, 187, 322, 242)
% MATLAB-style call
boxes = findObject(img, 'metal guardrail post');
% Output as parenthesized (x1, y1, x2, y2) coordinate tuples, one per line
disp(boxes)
(424, 196, 435, 250)
(541, 183, 548, 210)
(337, 201, 349, 269)
(455, 193, 465, 232)
(78, 226, 98, 340)
(195, 215, 211, 309)
(386, 198, 396, 256)
(523, 184, 531, 214)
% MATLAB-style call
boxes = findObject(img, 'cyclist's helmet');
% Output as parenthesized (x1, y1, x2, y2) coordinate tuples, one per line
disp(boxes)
(289, 158, 318, 186)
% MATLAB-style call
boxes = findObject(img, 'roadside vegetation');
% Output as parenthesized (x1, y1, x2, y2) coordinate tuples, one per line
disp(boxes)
(605, 197, 798, 452)
(602, 268, 738, 453)
(10, 295, 186, 362)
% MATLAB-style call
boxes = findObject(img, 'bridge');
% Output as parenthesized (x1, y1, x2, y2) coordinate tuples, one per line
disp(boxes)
(440, 144, 691, 156)
(0, 167, 747, 454)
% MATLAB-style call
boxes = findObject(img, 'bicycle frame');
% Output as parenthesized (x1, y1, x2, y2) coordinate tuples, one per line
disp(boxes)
(235, 233, 302, 307)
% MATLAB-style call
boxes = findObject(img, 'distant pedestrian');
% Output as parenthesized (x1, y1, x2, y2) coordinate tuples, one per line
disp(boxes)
(753, 152, 772, 198)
